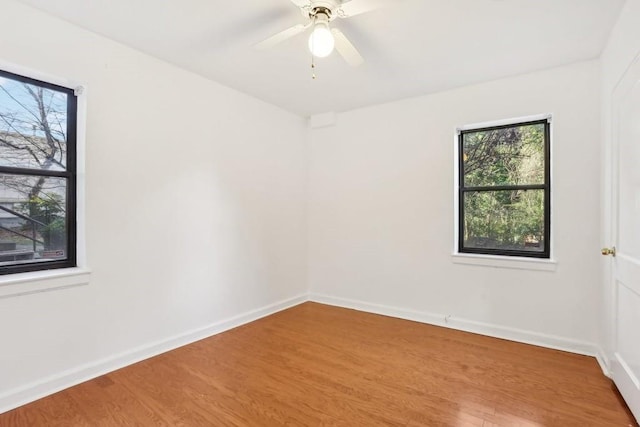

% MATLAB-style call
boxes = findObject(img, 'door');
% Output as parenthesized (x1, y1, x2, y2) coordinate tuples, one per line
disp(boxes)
(607, 54, 640, 422)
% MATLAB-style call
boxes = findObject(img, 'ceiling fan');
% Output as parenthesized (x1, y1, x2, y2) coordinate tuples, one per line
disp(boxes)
(255, 0, 393, 67)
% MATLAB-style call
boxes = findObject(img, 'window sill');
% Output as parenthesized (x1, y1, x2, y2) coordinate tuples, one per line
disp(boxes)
(0, 267, 91, 299)
(451, 253, 557, 272)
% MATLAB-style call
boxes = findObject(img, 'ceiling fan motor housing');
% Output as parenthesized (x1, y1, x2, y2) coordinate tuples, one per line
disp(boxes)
(304, 0, 341, 21)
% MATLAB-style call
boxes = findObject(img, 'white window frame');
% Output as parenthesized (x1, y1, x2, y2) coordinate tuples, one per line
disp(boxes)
(451, 113, 557, 272)
(0, 60, 90, 298)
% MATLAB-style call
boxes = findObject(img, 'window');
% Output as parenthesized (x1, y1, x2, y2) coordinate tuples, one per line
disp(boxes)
(458, 119, 550, 258)
(0, 69, 77, 274)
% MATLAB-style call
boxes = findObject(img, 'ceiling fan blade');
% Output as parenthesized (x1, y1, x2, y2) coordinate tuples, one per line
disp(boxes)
(331, 28, 364, 67)
(254, 23, 310, 50)
(338, 0, 394, 18)
(289, 0, 310, 7)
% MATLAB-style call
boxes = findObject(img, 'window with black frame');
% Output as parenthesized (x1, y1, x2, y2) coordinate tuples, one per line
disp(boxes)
(458, 119, 550, 258)
(0, 69, 77, 274)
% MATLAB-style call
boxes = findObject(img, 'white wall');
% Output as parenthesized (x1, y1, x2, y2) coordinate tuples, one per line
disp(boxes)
(308, 60, 602, 348)
(600, 0, 640, 365)
(0, 0, 307, 410)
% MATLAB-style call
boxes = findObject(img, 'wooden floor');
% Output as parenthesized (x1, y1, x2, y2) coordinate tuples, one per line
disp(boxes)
(1, 302, 636, 426)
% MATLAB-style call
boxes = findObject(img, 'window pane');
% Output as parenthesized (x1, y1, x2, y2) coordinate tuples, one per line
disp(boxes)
(0, 75, 68, 171)
(463, 189, 545, 253)
(0, 174, 68, 266)
(462, 123, 545, 187)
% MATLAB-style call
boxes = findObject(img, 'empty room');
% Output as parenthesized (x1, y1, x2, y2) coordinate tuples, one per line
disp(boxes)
(0, 0, 638, 425)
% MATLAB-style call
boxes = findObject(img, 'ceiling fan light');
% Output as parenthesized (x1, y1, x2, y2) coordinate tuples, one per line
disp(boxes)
(308, 22, 334, 58)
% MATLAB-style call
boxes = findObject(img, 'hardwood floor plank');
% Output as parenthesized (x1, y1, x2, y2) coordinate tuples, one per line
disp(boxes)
(0, 302, 636, 426)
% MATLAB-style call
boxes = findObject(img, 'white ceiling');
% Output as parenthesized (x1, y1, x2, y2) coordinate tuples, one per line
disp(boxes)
(17, 0, 624, 117)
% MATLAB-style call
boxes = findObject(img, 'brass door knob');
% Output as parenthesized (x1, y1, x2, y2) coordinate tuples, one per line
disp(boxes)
(601, 247, 616, 257)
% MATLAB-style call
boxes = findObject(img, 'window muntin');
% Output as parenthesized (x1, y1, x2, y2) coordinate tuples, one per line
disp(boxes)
(0, 69, 76, 274)
(458, 120, 550, 258)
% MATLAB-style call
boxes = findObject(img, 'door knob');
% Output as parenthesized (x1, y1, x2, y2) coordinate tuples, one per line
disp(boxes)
(601, 246, 616, 257)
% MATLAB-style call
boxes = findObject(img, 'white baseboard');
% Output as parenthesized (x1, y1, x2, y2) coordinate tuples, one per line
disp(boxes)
(596, 348, 612, 378)
(309, 293, 605, 362)
(0, 293, 307, 415)
(1, 291, 612, 415)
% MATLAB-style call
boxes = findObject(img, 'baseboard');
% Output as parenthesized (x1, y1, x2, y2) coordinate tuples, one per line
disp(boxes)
(596, 348, 612, 378)
(0, 293, 307, 415)
(309, 293, 603, 360)
(1, 291, 610, 414)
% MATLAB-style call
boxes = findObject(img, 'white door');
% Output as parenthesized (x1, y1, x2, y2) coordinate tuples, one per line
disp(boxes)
(608, 55, 640, 423)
